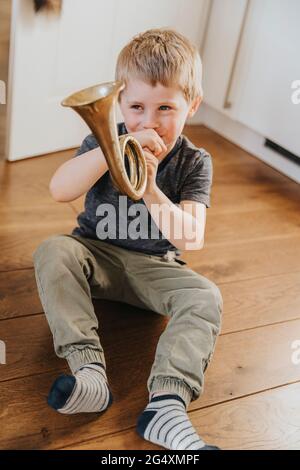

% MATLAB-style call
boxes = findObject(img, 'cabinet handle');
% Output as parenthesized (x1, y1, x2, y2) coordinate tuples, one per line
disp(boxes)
(200, 0, 214, 57)
(223, 0, 251, 109)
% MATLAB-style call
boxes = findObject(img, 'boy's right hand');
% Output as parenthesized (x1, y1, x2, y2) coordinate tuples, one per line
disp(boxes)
(128, 129, 167, 158)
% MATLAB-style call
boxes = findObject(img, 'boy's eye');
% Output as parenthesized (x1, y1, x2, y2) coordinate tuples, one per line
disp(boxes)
(130, 105, 172, 111)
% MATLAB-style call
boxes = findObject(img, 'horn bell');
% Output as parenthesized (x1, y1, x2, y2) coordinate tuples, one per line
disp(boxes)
(61, 81, 147, 201)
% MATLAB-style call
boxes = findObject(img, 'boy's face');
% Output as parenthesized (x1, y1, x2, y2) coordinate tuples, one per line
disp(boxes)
(119, 78, 201, 155)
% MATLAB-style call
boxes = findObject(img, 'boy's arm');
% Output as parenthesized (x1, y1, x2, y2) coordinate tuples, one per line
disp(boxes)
(49, 146, 108, 202)
(142, 147, 211, 251)
(50, 129, 166, 203)
(143, 188, 205, 251)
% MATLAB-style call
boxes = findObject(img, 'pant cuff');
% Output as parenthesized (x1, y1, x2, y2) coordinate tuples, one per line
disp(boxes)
(148, 376, 193, 409)
(66, 347, 106, 374)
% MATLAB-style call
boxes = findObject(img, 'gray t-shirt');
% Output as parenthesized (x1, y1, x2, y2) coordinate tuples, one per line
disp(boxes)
(71, 122, 213, 258)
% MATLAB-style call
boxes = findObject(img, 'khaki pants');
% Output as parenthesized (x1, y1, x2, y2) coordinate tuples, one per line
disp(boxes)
(32, 234, 223, 408)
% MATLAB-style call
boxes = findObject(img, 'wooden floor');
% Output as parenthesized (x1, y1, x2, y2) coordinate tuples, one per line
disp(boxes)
(0, 125, 300, 450)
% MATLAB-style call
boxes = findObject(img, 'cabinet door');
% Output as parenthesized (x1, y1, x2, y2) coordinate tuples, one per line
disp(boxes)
(231, 0, 300, 157)
(201, 0, 249, 112)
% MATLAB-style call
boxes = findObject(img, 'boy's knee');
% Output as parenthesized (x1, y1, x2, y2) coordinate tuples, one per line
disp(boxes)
(190, 278, 223, 328)
(32, 234, 73, 266)
(187, 275, 222, 311)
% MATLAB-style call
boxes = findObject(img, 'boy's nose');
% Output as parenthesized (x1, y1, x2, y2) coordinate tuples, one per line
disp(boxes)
(142, 113, 159, 130)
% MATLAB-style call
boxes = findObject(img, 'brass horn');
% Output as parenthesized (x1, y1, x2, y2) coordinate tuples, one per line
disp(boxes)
(61, 81, 147, 201)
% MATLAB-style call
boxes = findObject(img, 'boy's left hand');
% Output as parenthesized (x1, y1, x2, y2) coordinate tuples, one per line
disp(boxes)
(143, 148, 159, 194)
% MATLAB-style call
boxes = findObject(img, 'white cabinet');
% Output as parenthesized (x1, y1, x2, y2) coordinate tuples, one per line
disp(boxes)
(202, 0, 300, 157)
(232, 0, 300, 157)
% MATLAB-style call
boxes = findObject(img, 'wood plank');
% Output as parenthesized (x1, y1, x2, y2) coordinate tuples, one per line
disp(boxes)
(0, 150, 73, 207)
(182, 235, 300, 284)
(62, 382, 300, 450)
(0, 316, 299, 449)
(0, 269, 43, 321)
(0, 203, 77, 271)
(0, 149, 74, 181)
(211, 159, 300, 186)
(220, 271, 300, 333)
(204, 206, 300, 246)
(211, 181, 300, 215)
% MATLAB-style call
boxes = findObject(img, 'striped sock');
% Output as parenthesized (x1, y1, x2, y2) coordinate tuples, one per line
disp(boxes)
(137, 394, 219, 450)
(47, 363, 113, 414)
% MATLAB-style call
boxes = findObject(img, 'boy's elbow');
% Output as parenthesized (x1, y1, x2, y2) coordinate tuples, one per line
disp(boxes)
(49, 180, 67, 202)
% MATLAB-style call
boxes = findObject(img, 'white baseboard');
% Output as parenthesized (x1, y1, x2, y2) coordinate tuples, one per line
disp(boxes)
(188, 103, 300, 185)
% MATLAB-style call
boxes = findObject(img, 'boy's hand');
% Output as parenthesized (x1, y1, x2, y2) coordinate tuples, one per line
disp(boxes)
(128, 129, 167, 158)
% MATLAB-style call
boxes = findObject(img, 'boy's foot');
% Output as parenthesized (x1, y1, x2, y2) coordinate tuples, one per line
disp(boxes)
(137, 394, 220, 450)
(47, 363, 113, 414)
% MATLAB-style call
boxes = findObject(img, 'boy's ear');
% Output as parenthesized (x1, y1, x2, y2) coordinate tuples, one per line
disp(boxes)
(188, 95, 202, 117)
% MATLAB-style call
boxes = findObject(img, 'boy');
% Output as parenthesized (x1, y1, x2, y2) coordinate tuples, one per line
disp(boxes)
(33, 28, 223, 450)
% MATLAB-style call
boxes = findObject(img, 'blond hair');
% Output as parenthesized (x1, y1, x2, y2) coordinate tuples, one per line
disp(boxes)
(115, 28, 203, 104)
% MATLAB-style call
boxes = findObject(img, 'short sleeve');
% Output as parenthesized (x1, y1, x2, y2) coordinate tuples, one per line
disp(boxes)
(180, 151, 213, 208)
(74, 122, 127, 157)
(74, 134, 99, 157)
